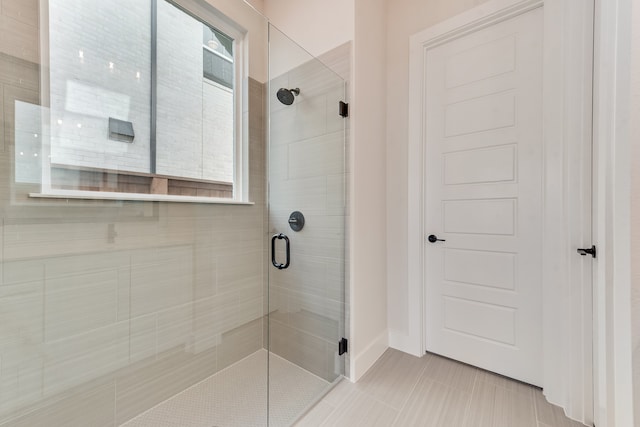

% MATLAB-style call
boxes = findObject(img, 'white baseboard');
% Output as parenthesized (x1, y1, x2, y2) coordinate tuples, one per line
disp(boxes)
(388, 329, 423, 357)
(350, 329, 389, 382)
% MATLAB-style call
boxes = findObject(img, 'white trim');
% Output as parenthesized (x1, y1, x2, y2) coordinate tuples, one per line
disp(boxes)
(409, 0, 542, 49)
(167, 0, 250, 203)
(38, 0, 51, 197)
(541, 1, 594, 424)
(29, 190, 254, 205)
(350, 329, 388, 382)
(592, 0, 635, 425)
(406, 0, 595, 423)
(203, 44, 235, 63)
(388, 328, 421, 357)
(38, 0, 251, 204)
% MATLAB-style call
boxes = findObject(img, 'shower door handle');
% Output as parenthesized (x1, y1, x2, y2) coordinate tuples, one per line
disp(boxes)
(271, 233, 291, 270)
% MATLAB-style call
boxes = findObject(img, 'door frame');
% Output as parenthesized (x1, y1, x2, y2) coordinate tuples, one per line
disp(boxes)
(592, 0, 635, 425)
(404, 0, 595, 424)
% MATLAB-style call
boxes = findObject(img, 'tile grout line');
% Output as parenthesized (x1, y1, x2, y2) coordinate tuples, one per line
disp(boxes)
(472, 374, 540, 427)
(316, 359, 410, 426)
(461, 370, 479, 427)
(388, 356, 431, 425)
(533, 389, 541, 425)
(423, 369, 479, 395)
(316, 401, 339, 427)
(289, 374, 341, 426)
(365, 390, 406, 413)
(317, 379, 360, 427)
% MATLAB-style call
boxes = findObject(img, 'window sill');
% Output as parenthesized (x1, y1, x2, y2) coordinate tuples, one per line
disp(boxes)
(29, 190, 255, 205)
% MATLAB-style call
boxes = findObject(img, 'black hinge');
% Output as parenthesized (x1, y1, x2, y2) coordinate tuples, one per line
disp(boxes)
(577, 245, 597, 258)
(339, 101, 349, 118)
(338, 338, 348, 355)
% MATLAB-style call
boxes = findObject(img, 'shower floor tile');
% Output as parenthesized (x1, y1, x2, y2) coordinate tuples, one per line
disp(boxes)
(119, 349, 332, 427)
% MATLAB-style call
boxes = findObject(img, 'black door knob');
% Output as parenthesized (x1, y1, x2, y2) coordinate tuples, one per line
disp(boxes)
(428, 234, 446, 243)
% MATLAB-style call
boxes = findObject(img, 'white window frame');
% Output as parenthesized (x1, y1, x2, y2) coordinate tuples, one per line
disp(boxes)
(174, 0, 249, 202)
(35, 0, 251, 204)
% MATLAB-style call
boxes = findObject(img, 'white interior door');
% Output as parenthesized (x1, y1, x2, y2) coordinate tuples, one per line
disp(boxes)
(424, 7, 543, 386)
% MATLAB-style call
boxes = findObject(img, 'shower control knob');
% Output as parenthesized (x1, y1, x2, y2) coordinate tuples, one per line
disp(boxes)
(427, 234, 445, 243)
(288, 211, 305, 232)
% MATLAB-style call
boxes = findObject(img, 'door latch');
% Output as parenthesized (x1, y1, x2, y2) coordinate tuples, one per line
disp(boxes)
(577, 245, 596, 258)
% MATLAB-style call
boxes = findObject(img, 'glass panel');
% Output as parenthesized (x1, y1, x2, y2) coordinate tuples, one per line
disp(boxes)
(40, 0, 256, 200)
(155, 0, 236, 188)
(268, 24, 347, 427)
(0, 0, 268, 426)
(48, 0, 152, 176)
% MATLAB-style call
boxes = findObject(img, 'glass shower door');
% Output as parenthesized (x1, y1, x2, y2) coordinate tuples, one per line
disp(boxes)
(267, 24, 347, 426)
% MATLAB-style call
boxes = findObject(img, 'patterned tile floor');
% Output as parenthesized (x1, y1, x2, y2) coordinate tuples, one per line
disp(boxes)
(120, 350, 332, 427)
(295, 349, 588, 427)
(120, 348, 587, 427)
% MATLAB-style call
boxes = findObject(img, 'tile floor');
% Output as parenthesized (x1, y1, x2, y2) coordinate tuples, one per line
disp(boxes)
(118, 347, 587, 427)
(120, 349, 332, 427)
(295, 348, 588, 427)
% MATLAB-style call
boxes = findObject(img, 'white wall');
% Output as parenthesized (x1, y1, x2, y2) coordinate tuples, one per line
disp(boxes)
(349, 0, 389, 380)
(264, 0, 354, 59)
(385, 0, 490, 349)
(630, 0, 640, 423)
(267, 26, 318, 79)
(593, 0, 635, 424)
(245, 0, 264, 14)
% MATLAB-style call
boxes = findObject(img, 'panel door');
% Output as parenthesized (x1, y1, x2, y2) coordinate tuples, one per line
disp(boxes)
(424, 7, 543, 386)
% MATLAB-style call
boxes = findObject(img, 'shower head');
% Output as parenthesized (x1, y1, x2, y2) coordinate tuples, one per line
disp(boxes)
(277, 88, 300, 106)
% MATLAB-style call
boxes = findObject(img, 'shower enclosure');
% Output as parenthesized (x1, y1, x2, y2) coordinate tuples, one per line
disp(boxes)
(0, 0, 347, 425)
(267, 25, 347, 425)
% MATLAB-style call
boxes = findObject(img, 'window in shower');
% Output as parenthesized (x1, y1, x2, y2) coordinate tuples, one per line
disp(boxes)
(203, 26, 234, 88)
(31, 0, 246, 201)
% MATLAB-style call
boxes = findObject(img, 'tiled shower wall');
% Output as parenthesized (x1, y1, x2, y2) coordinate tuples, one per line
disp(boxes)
(267, 41, 349, 383)
(0, 6, 268, 424)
